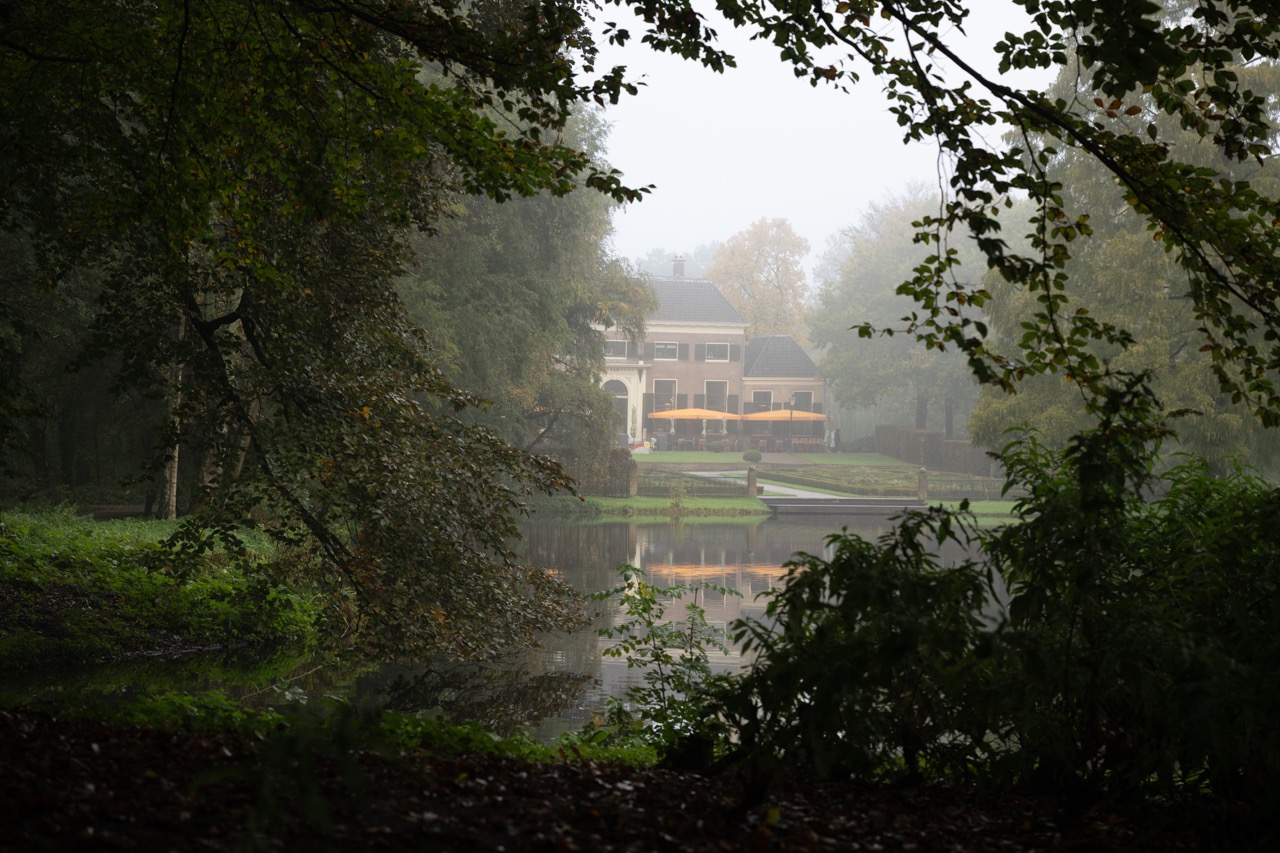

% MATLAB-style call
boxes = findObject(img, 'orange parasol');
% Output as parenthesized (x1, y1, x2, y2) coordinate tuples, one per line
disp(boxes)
(742, 409, 826, 421)
(650, 407, 741, 420)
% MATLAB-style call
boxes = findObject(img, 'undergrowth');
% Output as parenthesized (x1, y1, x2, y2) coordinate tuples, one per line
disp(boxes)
(0, 507, 321, 670)
(692, 399, 1280, 823)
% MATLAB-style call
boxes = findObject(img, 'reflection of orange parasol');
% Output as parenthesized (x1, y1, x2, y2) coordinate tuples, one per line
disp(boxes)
(650, 407, 742, 420)
(742, 409, 826, 421)
(647, 562, 790, 579)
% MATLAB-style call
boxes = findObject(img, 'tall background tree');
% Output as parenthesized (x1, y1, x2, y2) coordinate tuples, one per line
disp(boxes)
(964, 48, 1280, 471)
(704, 218, 810, 340)
(632, 243, 721, 278)
(811, 186, 978, 436)
(400, 112, 654, 482)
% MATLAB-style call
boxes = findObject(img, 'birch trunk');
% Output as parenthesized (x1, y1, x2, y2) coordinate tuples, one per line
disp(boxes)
(160, 317, 185, 520)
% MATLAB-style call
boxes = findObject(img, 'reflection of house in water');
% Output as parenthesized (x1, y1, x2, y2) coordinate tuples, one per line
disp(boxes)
(517, 516, 946, 742)
(521, 518, 899, 686)
(632, 523, 782, 632)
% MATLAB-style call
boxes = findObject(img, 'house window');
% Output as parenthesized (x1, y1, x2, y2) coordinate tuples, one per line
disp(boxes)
(749, 391, 774, 433)
(705, 380, 728, 412)
(604, 340, 628, 359)
(653, 342, 678, 360)
(789, 392, 816, 436)
(654, 380, 677, 412)
(705, 342, 729, 361)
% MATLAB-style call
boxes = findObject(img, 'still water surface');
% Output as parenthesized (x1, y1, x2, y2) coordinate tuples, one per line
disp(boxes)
(508, 514, 899, 741)
(3, 515, 913, 742)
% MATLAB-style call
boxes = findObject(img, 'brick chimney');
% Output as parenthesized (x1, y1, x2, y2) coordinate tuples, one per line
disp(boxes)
(673, 256, 685, 277)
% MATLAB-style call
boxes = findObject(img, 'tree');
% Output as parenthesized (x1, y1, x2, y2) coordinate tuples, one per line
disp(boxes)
(400, 111, 655, 479)
(0, 0, 646, 657)
(633, 243, 721, 278)
(966, 55, 1280, 469)
(704, 218, 810, 340)
(811, 187, 977, 435)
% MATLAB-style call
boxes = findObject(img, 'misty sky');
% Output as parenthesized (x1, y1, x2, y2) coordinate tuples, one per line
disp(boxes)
(595, 8, 1040, 275)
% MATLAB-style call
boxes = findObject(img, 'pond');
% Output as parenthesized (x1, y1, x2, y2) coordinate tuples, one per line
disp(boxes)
(3, 514, 943, 742)
(516, 514, 901, 741)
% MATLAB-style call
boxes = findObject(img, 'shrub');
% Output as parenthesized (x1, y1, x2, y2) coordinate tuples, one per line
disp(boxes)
(980, 440, 1280, 802)
(586, 565, 738, 758)
(713, 509, 991, 783)
(742, 450, 762, 463)
(706, 399, 1280, 816)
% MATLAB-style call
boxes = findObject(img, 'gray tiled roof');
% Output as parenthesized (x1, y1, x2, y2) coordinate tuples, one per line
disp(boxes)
(743, 335, 818, 378)
(647, 277, 745, 324)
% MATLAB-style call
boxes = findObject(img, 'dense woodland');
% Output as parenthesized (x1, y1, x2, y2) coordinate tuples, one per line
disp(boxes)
(3, 111, 648, 508)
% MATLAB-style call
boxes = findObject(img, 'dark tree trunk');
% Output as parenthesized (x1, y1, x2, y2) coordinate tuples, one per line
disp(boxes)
(915, 393, 929, 430)
(944, 397, 954, 440)
(28, 421, 51, 489)
(58, 408, 77, 485)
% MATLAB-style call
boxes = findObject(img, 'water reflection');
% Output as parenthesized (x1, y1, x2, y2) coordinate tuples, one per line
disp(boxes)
(518, 515, 897, 741)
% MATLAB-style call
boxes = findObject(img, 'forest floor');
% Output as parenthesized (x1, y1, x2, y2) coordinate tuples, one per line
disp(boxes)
(3, 708, 1258, 852)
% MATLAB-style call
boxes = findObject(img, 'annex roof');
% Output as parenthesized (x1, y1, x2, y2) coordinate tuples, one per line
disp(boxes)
(646, 276, 745, 325)
(743, 334, 818, 378)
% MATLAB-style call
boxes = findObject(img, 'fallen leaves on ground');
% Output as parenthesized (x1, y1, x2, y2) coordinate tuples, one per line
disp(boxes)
(0, 709, 1252, 851)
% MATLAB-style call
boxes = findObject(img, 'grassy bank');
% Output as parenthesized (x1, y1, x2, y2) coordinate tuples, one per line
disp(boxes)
(0, 506, 653, 772)
(0, 507, 322, 671)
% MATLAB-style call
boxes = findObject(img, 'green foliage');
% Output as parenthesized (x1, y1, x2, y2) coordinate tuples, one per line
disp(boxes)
(979, 420, 1280, 803)
(810, 185, 978, 433)
(0, 508, 320, 669)
(708, 399, 1280, 812)
(588, 565, 738, 756)
(115, 689, 289, 736)
(714, 510, 991, 783)
(399, 110, 654, 473)
(742, 449, 763, 464)
(87, 685, 655, 769)
(381, 711, 553, 763)
(965, 63, 1280, 468)
(378, 703, 656, 765)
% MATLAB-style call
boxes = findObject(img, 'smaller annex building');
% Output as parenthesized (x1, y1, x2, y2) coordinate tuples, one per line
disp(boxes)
(601, 262, 825, 450)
